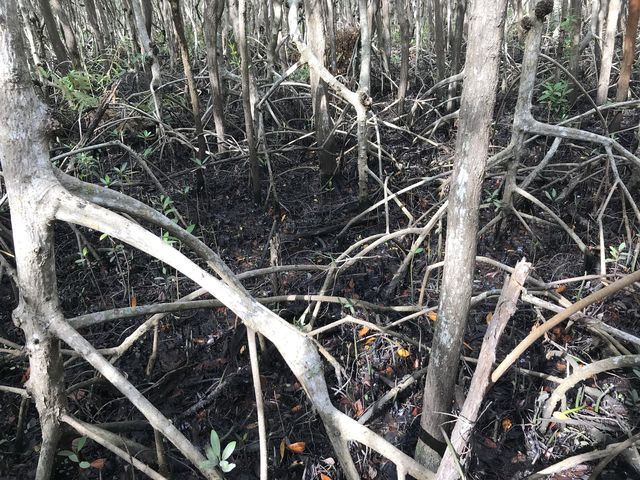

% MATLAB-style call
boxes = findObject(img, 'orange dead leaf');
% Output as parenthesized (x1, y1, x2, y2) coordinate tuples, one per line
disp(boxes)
(485, 312, 493, 324)
(556, 361, 567, 371)
(353, 399, 364, 417)
(482, 437, 497, 449)
(427, 311, 438, 321)
(554, 285, 567, 294)
(291, 404, 303, 413)
(90, 458, 107, 469)
(501, 418, 513, 431)
(357, 326, 370, 337)
(130, 295, 137, 308)
(287, 442, 306, 453)
(365, 336, 376, 345)
(320, 474, 332, 480)
(397, 347, 411, 358)
(21, 368, 30, 384)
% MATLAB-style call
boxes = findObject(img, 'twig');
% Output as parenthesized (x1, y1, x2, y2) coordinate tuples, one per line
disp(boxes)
(527, 434, 640, 479)
(492, 268, 640, 383)
(61, 413, 167, 480)
(247, 329, 267, 480)
(436, 259, 531, 480)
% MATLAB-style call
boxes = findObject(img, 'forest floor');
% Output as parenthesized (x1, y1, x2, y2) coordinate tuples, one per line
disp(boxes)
(1, 59, 640, 480)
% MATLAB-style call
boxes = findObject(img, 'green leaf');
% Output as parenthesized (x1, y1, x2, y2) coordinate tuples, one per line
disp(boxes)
(219, 460, 236, 473)
(186, 224, 196, 234)
(99, 233, 108, 241)
(74, 436, 87, 452)
(69, 453, 79, 463)
(79, 461, 91, 469)
(221, 441, 236, 461)
(209, 430, 221, 462)
(57, 450, 75, 457)
(413, 247, 424, 254)
(205, 446, 218, 463)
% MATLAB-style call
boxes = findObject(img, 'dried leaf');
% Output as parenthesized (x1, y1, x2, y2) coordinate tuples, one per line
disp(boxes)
(357, 326, 370, 338)
(482, 437, 497, 449)
(90, 458, 107, 469)
(501, 418, 513, 431)
(485, 312, 493, 324)
(130, 295, 137, 308)
(279, 439, 286, 459)
(291, 404, 303, 413)
(365, 336, 376, 346)
(556, 361, 566, 371)
(287, 442, 306, 453)
(397, 347, 411, 358)
(427, 311, 438, 321)
(320, 474, 332, 480)
(353, 399, 364, 417)
(554, 285, 567, 294)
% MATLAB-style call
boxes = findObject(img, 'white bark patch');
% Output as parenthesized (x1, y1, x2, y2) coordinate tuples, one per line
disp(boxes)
(455, 166, 469, 203)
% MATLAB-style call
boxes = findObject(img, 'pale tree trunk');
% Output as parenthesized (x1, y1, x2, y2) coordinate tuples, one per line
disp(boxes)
(567, 0, 582, 105)
(596, 0, 621, 104)
(95, 0, 113, 47)
(398, 0, 412, 112)
(357, 0, 371, 203)
(49, 0, 81, 68)
(303, 0, 337, 179)
(17, 0, 44, 69)
(169, 0, 209, 193)
(142, 0, 153, 37)
(85, 0, 105, 52)
(378, 0, 391, 74)
(123, 0, 141, 53)
(500, 2, 553, 229)
(433, 0, 447, 81)
(37, 0, 70, 70)
(204, 0, 227, 153)
(593, 0, 607, 67)
(326, 0, 337, 71)
(414, 0, 424, 72)
(0, 2, 68, 479)
(131, 0, 164, 126)
(237, 0, 262, 201)
(415, 0, 509, 470)
(614, 0, 640, 102)
(447, 0, 467, 110)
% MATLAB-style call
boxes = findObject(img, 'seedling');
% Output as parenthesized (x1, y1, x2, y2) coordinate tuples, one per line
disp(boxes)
(58, 437, 91, 470)
(202, 429, 236, 473)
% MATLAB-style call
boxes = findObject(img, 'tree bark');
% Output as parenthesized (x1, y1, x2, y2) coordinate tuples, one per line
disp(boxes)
(237, 0, 262, 201)
(303, 0, 337, 179)
(204, 0, 227, 153)
(85, 0, 105, 52)
(415, 0, 510, 470)
(596, 0, 622, 105)
(168, 0, 209, 193)
(397, 0, 412, 112)
(37, 0, 70, 70)
(0, 3, 68, 478)
(49, 0, 81, 68)
(615, 0, 640, 102)
(433, 0, 447, 81)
